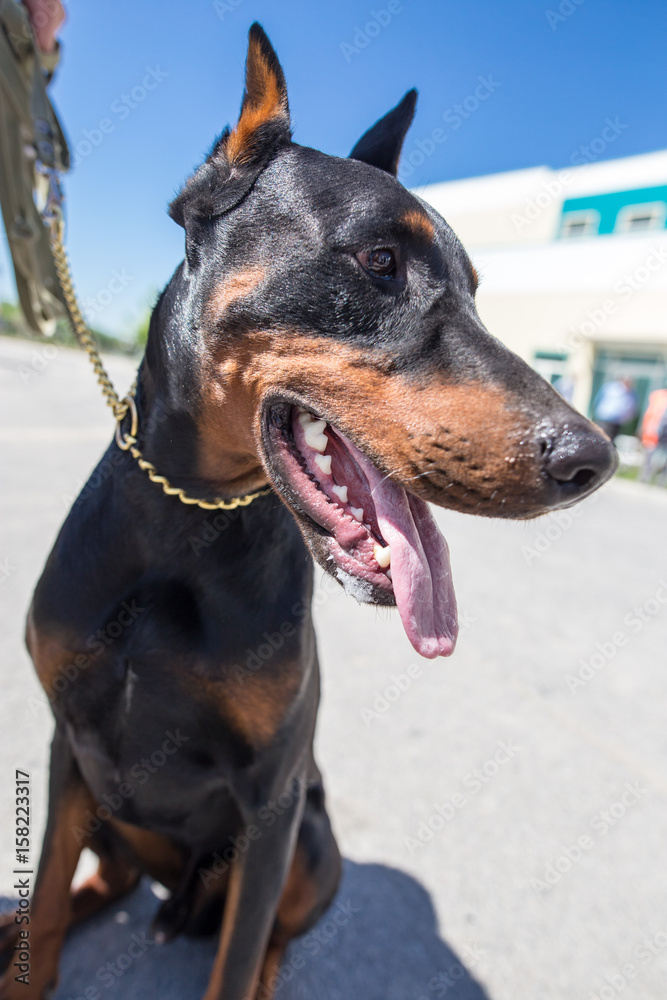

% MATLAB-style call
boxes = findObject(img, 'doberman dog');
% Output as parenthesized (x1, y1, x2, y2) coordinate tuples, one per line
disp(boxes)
(0, 23, 616, 1000)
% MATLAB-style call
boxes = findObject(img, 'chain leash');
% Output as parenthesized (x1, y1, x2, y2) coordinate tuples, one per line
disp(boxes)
(42, 172, 271, 512)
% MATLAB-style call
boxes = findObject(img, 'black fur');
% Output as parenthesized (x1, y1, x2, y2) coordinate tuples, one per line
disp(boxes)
(349, 88, 418, 175)
(10, 23, 617, 1000)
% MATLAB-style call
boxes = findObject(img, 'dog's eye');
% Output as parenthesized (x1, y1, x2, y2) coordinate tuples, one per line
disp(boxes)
(356, 248, 397, 279)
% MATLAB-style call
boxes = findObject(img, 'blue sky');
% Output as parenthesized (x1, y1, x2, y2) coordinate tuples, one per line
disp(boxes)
(1, 0, 665, 336)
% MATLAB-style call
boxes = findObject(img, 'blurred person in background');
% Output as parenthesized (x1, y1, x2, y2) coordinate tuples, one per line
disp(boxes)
(593, 377, 638, 442)
(639, 387, 667, 486)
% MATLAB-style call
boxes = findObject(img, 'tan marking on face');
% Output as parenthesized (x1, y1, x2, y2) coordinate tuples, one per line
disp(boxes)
(226, 34, 287, 165)
(196, 332, 542, 515)
(400, 209, 435, 241)
(206, 268, 266, 325)
(197, 359, 270, 492)
(471, 265, 479, 290)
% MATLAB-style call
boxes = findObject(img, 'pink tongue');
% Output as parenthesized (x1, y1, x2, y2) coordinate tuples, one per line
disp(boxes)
(340, 435, 458, 658)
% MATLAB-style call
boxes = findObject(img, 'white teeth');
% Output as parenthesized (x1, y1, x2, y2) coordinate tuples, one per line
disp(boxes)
(332, 485, 348, 504)
(374, 543, 391, 568)
(303, 417, 328, 453)
(314, 454, 332, 475)
(386, 568, 392, 581)
(351, 507, 364, 522)
(299, 411, 328, 452)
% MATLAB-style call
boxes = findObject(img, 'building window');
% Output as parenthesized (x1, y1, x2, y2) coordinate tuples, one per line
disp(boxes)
(559, 209, 600, 238)
(533, 351, 567, 384)
(615, 202, 667, 233)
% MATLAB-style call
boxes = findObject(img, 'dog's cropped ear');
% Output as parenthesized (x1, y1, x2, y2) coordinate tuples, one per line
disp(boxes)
(170, 23, 291, 228)
(225, 22, 290, 166)
(349, 89, 417, 177)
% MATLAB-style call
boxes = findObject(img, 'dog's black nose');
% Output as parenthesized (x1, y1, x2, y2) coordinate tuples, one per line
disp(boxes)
(542, 422, 618, 501)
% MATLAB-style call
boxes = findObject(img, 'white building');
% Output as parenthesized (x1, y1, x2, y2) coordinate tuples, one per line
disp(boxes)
(418, 149, 667, 428)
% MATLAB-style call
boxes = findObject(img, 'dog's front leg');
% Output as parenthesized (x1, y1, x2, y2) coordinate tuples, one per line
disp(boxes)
(0, 726, 95, 1000)
(202, 773, 306, 1000)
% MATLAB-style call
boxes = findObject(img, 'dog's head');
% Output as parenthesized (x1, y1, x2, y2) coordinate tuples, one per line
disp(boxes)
(162, 24, 616, 658)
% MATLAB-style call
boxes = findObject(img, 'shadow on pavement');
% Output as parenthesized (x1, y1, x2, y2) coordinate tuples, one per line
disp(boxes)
(2, 860, 490, 1000)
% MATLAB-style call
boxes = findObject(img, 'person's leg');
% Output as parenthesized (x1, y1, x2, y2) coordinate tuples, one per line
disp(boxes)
(640, 446, 656, 483)
(657, 448, 667, 487)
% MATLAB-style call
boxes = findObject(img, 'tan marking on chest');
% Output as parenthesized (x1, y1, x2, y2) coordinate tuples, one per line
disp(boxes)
(184, 657, 307, 749)
(109, 820, 185, 890)
(26, 610, 86, 701)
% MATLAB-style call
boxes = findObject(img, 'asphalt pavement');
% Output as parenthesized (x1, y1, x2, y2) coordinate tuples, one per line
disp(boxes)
(1, 334, 667, 1000)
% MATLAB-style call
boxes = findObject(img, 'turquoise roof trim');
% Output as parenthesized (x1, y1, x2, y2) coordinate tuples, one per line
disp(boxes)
(560, 184, 667, 235)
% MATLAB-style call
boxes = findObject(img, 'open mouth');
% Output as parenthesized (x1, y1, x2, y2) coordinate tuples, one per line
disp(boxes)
(264, 401, 458, 659)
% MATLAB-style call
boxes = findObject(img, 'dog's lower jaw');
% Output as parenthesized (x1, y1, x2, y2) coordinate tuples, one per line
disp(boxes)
(262, 402, 458, 659)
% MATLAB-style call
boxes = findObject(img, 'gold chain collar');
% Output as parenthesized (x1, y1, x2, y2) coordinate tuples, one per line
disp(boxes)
(47, 211, 271, 512)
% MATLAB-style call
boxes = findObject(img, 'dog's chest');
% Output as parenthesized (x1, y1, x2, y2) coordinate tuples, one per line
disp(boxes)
(57, 612, 315, 844)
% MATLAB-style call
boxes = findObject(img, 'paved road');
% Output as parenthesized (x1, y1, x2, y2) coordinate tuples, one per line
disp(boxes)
(1, 334, 667, 1000)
